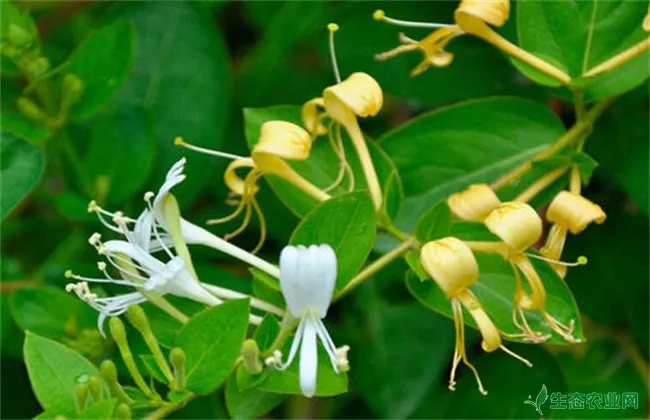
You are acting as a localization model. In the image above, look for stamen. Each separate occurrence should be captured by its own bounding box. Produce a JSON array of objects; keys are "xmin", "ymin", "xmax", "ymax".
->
[
  {"xmin": 335, "ymin": 345, "xmax": 350, "ymax": 372},
  {"xmin": 88, "ymin": 200, "xmax": 100, "ymax": 212},
  {"xmin": 327, "ymin": 23, "xmax": 342, "ymax": 83},
  {"xmin": 174, "ymin": 136, "xmax": 244, "ymax": 160},
  {"xmin": 373, "ymin": 9, "xmax": 455, "ymax": 29},
  {"xmin": 143, "ymin": 194, "xmax": 175, "ymax": 259},
  {"xmin": 264, "ymin": 350, "xmax": 283, "ymax": 367},
  {"xmin": 88, "ymin": 233, "xmax": 102, "ymax": 246},
  {"xmin": 97, "ymin": 262, "xmax": 107, "ymax": 271},
  {"xmin": 499, "ymin": 345, "xmax": 533, "ymax": 367},
  {"xmin": 143, "ymin": 191, "xmax": 155, "ymax": 202},
  {"xmin": 525, "ymin": 253, "xmax": 588, "ymax": 267}
]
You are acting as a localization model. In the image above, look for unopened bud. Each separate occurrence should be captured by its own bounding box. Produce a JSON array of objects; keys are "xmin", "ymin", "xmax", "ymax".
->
[
  {"xmin": 170, "ymin": 347, "xmax": 186, "ymax": 391},
  {"xmin": 75, "ymin": 383, "xmax": 89, "ymax": 413},
  {"xmin": 241, "ymin": 339, "xmax": 263, "ymax": 375},
  {"xmin": 420, "ymin": 237, "xmax": 479, "ymax": 298},
  {"xmin": 88, "ymin": 376, "xmax": 102, "ymax": 403},
  {"xmin": 25, "ymin": 57, "xmax": 50, "ymax": 78},
  {"xmin": 109, "ymin": 317, "xmax": 127, "ymax": 343},
  {"xmin": 100, "ymin": 359, "xmax": 118, "ymax": 383},
  {"xmin": 61, "ymin": 73, "xmax": 84, "ymax": 108},
  {"xmin": 7, "ymin": 23, "xmax": 34, "ymax": 48},
  {"xmin": 115, "ymin": 403, "xmax": 132, "ymax": 420},
  {"xmin": 125, "ymin": 305, "xmax": 151, "ymax": 335},
  {"xmin": 17, "ymin": 97, "xmax": 48, "ymax": 124}
]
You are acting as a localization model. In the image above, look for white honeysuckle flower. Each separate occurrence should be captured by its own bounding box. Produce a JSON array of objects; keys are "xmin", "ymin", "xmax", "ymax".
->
[
  {"xmin": 88, "ymin": 158, "xmax": 280, "ymax": 278},
  {"xmin": 273, "ymin": 244, "xmax": 349, "ymax": 398},
  {"xmin": 65, "ymin": 233, "xmax": 221, "ymax": 335}
]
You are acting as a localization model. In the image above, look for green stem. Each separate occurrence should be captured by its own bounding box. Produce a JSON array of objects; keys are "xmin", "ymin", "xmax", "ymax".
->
[
  {"xmin": 491, "ymin": 98, "xmax": 614, "ymax": 191},
  {"xmin": 144, "ymin": 394, "xmax": 196, "ymax": 420},
  {"xmin": 379, "ymin": 216, "xmax": 414, "ymax": 243},
  {"xmin": 334, "ymin": 238, "xmax": 416, "ymax": 301},
  {"xmin": 264, "ymin": 314, "xmax": 298, "ymax": 357},
  {"xmin": 58, "ymin": 129, "xmax": 92, "ymax": 195}
]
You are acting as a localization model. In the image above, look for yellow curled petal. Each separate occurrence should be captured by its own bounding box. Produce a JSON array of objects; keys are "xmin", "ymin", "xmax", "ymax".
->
[
  {"xmin": 484, "ymin": 202, "xmax": 542, "ymax": 252},
  {"xmin": 546, "ymin": 191, "xmax": 606, "ymax": 234},
  {"xmin": 323, "ymin": 72, "xmax": 383, "ymax": 124},
  {"xmin": 253, "ymin": 121, "xmax": 311, "ymax": 161},
  {"xmin": 455, "ymin": 0, "xmax": 510, "ymax": 29},
  {"xmin": 420, "ymin": 237, "xmax": 479, "ymax": 298},
  {"xmin": 447, "ymin": 184, "xmax": 501, "ymax": 222},
  {"xmin": 301, "ymin": 97, "xmax": 328, "ymax": 137},
  {"xmin": 457, "ymin": 290, "xmax": 501, "ymax": 352},
  {"xmin": 225, "ymin": 158, "xmax": 258, "ymax": 196},
  {"xmin": 511, "ymin": 254, "xmax": 546, "ymax": 310}
]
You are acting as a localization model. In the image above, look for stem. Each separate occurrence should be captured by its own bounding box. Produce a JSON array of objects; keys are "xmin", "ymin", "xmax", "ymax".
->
[
  {"xmin": 146, "ymin": 293, "xmax": 189, "ymax": 324},
  {"xmin": 144, "ymin": 394, "xmax": 196, "ymax": 420},
  {"xmin": 201, "ymin": 283, "xmax": 285, "ymax": 316},
  {"xmin": 59, "ymin": 129, "xmax": 92, "ymax": 195},
  {"xmin": 514, "ymin": 167, "xmax": 568, "ymax": 203},
  {"xmin": 491, "ymin": 98, "xmax": 614, "ymax": 191},
  {"xmin": 583, "ymin": 38, "xmax": 650, "ymax": 78},
  {"xmin": 334, "ymin": 238, "xmax": 415, "ymax": 301},
  {"xmin": 264, "ymin": 314, "xmax": 299, "ymax": 357},
  {"xmin": 379, "ymin": 216, "xmax": 414, "ymax": 242},
  {"xmin": 569, "ymin": 166, "xmax": 582, "ymax": 195}
]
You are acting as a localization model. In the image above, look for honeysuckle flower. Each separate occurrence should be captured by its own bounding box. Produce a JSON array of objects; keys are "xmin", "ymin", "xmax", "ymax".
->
[
  {"xmin": 447, "ymin": 184, "xmax": 501, "ymax": 222},
  {"xmin": 65, "ymin": 232, "xmax": 221, "ymax": 335},
  {"xmin": 374, "ymin": 0, "xmax": 570, "ymax": 84},
  {"xmin": 177, "ymin": 124, "xmax": 332, "ymax": 252},
  {"xmin": 89, "ymin": 157, "xmax": 280, "ymax": 277},
  {"xmin": 420, "ymin": 237, "xmax": 531, "ymax": 395},
  {"xmin": 470, "ymin": 202, "xmax": 583, "ymax": 343},
  {"xmin": 541, "ymin": 191, "xmax": 605, "ymax": 278},
  {"xmin": 270, "ymin": 244, "xmax": 348, "ymax": 398}
]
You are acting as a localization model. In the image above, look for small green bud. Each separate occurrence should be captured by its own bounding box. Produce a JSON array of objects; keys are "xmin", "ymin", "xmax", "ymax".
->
[
  {"xmin": 17, "ymin": 97, "xmax": 48, "ymax": 124},
  {"xmin": 88, "ymin": 376, "xmax": 102, "ymax": 402},
  {"xmin": 61, "ymin": 73, "xmax": 84, "ymax": 108},
  {"xmin": 241, "ymin": 339, "xmax": 263, "ymax": 375},
  {"xmin": 170, "ymin": 347, "xmax": 186, "ymax": 391},
  {"xmin": 100, "ymin": 360, "xmax": 118, "ymax": 383},
  {"xmin": 7, "ymin": 23, "xmax": 34, "ymax": 48},
  {"xmin": 125, "ymin": 305, "xmax": 150, "ymax": 334},
  {"xmin": 114, "ymin": 403, "xmax": 132, "ymax": 420},
  {"xmin": 25, "ymin": 56, "xmax": 50, "ymax": 78},
  {"xmin": 109, "ymin": 317, "xmax": 127, "ymax": 343},
  {"xmin": 75, "ymin": 383, "xmax": 89, "ymax": 413}
]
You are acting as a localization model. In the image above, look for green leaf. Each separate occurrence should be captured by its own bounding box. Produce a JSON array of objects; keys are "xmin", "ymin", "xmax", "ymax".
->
[
  {"xmin": 571, "ymin": 151, "xmax": 598, "ymax": 184},
  {"xmin": 290, "ymin": 192, "xmax": 376, "ymax": 290},
  {"xmin": 352, "ymin": 303, "xmax": 454, "ymax": 419},
  {"xmin": 79, "ymin": 399, "xmax": 118, "ymax": 419},
  {"xmin": 103, "ymin": 2, "xmax": 230, "ymax": 206},
  {"xmin": 0, "ymin": 112, "xmax": 52, "ymax": 143},
  {"xmin": 517, "ymin": 0, "xmax": 649, "ymax": 101},
  {"xmin": 175, "ymin": 300, "xmax": 250, "ymax": 395},
  {"xmin": 1, "ymin": 132, "xmax": 44, "ymax": 219},
  {"xmin": 54, "ymin": 191, "xmax": 97, "ymax": 222},
  {"xmin": 24, "ymin": 332, "xmax": 103, "ymax": 416},
  {"xmin": 243, "ymin": 106, "xmax": 403, "ymax": 219},
  {"xmin": 405, "ymin": 251, "xmax": 584, "ymax": 345},
  {"xmin": 67, "ymin": 20, "xmax": 134, "ymax": 119},
  {"xmin": 379, "ymin": 97, "xmax": 565, "ymax": 231},
  {"xmin": 254, "ymin": 315, "xmax": 281, "ymax": 352},
  {"xmin": 225, "ymin": 372, "xmax": 286, "ymax": 420},
  {"xmin": 10, "ymin": 286, "xmax": 97, "ymax": 341},
  {"xmin": 81, "ymin": 106, "xmax": 156, "ymax": 204},
  {"xmin": 414, "ymin": 201, "xmax": 452, "ymax": 243}
]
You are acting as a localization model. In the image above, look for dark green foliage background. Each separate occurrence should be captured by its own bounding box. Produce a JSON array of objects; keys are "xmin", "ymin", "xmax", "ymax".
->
[{"xmin": 1, "ymin": 1, "xmax": 648, "ymax": 419}]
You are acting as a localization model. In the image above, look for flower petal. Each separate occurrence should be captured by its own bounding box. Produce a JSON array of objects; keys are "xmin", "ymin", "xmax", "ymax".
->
[{"xmin": 299, "ymin": 318, "xmax": 318, "ymax": 398}]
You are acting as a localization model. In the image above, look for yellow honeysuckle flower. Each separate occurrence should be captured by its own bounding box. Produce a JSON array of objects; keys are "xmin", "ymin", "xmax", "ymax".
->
[
  {"xmin": 541, "ymin": 191, "xmax": 605, "ymax": 278},
  {"xmin": 420, "ymin": 237, "xmax": 531, "ymax": 395},
  {"xmin": 374, "ymin": 0, "xmax": 570, "ymax": 84},
  {"xmin": 470, "ymin": 202, "xmax": 584, "ymax": 343},
  {"xmin": 447, "ymin": 184, "xmax": 501, "ymax": 222},
  {"xmin": 301, "ymin": 97, "xmax": 328, "ymax": 137},
  {"xmin": 175, "ymin": 124, "xmax": 332, "ymax": 252}
]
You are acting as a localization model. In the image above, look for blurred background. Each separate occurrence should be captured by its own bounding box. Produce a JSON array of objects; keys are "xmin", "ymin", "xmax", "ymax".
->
[{"xmin": 1, "ymin": 1, "xmax": 648, "ymax": 418}]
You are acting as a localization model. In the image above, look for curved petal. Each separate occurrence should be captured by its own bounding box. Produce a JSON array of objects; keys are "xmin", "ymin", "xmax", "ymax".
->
[
  {"xmin": 153, "ymin": 158, "xmax": 187, "ymax": 223},
  {"xmin": 103, "ymin": 240, "xmax": 166, "ymax": 274}
]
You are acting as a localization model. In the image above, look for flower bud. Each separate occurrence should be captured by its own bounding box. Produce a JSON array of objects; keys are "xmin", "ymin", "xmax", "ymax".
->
[
  {"xmin": 17, "ymin": 97, "xmax": 48, "ymax": 124},
  {"xmin": 75, "ymin": 383, "xmax": 89, "ymax": 413},
  {"xmin": 484, "ymin": 202, "xmax": 542, "ymax": 251},
  {"xmin": 7, "ymin": 23, "xmax": 34, "ymax": 48},
  {"xmin": 447, "ymin": 184, "xmax": 501, "ymax": 222},
  {"xmin": 420, "ymin": 237, "xmax": 479, "ymax": 298},
  {"xmin": 302, "ymin": 97, "xmax": 328, "ymax": 136},
  {"xmin": 115, "ymin": 403, "xmax": 132, "ymax": 420},
  {"xmin": 323, "ymin": 72, "xmax": 383, "ymax": 125},
  {"xmin": 455, "ymin": 0, "xmax": 510, "ymax": 30},
  {"xmin": 253, "ymin": 121, "xmax": 311, "ymax": 161},
  {"xmin": 241, "ymin": 339, "xmax": 263, "ymax": 375},
  {"xmin": 25, "ymin": 57, "xmax": 50, "ymax": 78},
  {"xmin": 61, "ymin": 74, "xmax": 85, "ymax": 108},
  {"xmin": 546, "ymin": 191, "xmax": 606, "ymax": 234},
  {"xmin": 88, "ymin": 376, "xmax": 102, "ymax": 402},
  {"xmin": 170, "ymin": 347, "xmax": 186, "ymax": 391}
]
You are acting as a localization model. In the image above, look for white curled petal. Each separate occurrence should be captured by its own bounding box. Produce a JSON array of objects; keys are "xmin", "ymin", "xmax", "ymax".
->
[
  {"xmin": 103, "ymin": 240, "xmax": 166, "ymax": 274},
  {"xmin": 279, "ymin": 246, "xmax": 303, "ymax": 317},
  {"xmin": 299, "ymin": 318, "xmax": 318, "ymax": 398},
  {"xmin": 133, "ymin": 210, "xmax": 154, "ymax": 251},
  {"xmin": 153, "ymin": 158, "xmax": 187, "ymax": 222}
]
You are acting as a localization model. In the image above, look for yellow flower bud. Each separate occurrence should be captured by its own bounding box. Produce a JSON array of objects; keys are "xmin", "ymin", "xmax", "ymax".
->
[
  {"xmin": 224, "ymin": 158, "xmax": 259, "ymax": 197},
  {"xmin": 447, "ymin": 184, "xmax": 501, "ymax": 222},
  {"xmin": 546, "ymin": 191, "xmax": 606, "ymax": 234},
  {"xmin": 456, "ymin": 291, "xmax": 501, "ymax": 352},
  {"xmin": 301, "ymin": 97, "xmax": 328, "ymax": 137},
  {"xmin": 420, "ymin": 237, "xmax": 479, "ymax": 298},
  {"xmin": 484, "ymin": 202, "xmax": 542, "ymax": 252},
  {"xmin": 253, "ymin": 121, "xmax": 311, "ymax": 161},
  {"xmin": 323, "ymin": 72, "xmax": 383, "ymax": 125},
  {"xmin": 455, "ymin": 0, "xmax": 510, "ymax": 30}
]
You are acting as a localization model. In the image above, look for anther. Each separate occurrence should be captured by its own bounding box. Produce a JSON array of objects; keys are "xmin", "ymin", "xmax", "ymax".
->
[
  {"xmin": 88, "ymin": 233, "xmax": 102, "ymax": 246},
  {"xmin": 327, "ymin": 22, "xmax": 342, "ymax": 83},
  {"xmin": 65, "ymin": 269, "xmax": 74, "ymax": 279},
  {"xmin": 143, "ymin": 191, "xmax": 154, "ymax": 202},
  {"xmin": 88, "ymin": 200, "xmax": 100, "ymax": 212},
  {"xmin": 373, "ymin": 10, "xmax": 385, "ymax": 21},
  {"xmin": 97, "ymin": 262, "xmax": 107, "ymax": 271}
]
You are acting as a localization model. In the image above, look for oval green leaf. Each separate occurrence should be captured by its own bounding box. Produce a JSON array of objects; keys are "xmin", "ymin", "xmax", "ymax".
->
[
  {"xmin": 175, "ymin": 299, "xmax": 250, "ymax": 395},
  {"xmin": 24, "ymin": 332, "xmax": 103, "ymax": 416},
  {"xmin": 289, "ymin": 191, "xmax": 376, "ymax": 290},
  {"xmin": 379, "ymin": 97, "xmax": 565, "ymax": 231},
  {"xmin": 1, "ymin": 133, "xmax": 44, "ymax": 219}
]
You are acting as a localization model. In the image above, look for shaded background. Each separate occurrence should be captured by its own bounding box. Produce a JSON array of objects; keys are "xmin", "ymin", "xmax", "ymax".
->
[{"xmin": 1, "ymin": 1, "xmax": 648, "ymax": 418}]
